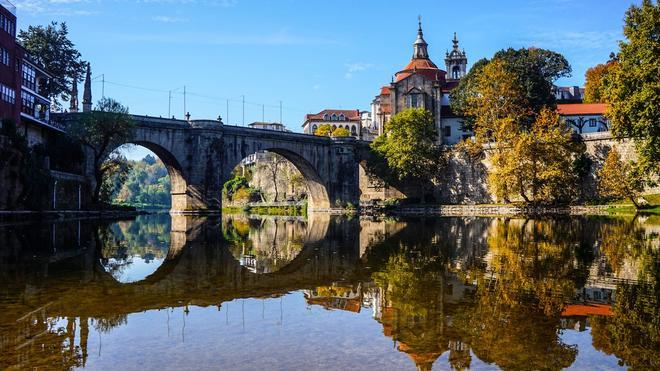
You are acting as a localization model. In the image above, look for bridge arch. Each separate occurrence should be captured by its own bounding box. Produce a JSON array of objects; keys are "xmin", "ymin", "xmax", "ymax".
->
[
  {"xmin": 108, "ymin": 139, "xmax": 188, "ymax": 210},
  {"xmin": 245, "ymin": 147, "xmax": 330, "ymax": 210}
]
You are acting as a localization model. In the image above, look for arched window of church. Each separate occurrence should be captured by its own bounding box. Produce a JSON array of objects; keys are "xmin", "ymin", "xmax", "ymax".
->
[
  {"xmin": 339, "ymin": 114, "xmax": 345, "ymax": 121},
  {"xmin": 323, "ymin": 114, "xmax": 329, "ymax": 120},
  {"xmin": 452, "ymin": 65, "xmax": 460, "ymax": 79},
  {"xmin": 408, "ymin": 93, "xmax": 420, "ymax": 108},
  {"xmin": 331, "ymin": 113, "xmax": 337, "ymax": 121}
]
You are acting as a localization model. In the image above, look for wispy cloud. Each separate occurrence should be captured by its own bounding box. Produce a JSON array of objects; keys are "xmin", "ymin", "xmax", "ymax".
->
[
  {"xmin": 152, "ymin": 15, "xmax": 188, "ymax": 23},
  {"xmin": 344, "ymin": 62, "xmax": 372, "ymax": 79},
  {"xmin": 521, "ymin": 30, "xmax": 621, "ymax": 51},
  {"xmin": 137, "ymin": 0, "xmax": 237, "ymax": 6},
  {"xmin": 113, "ymin": 28, "xmax": 339, "ymax": 46},
  {"xmin": 15, "ymin": 0, "xmax": 98, "ymax": 16}
]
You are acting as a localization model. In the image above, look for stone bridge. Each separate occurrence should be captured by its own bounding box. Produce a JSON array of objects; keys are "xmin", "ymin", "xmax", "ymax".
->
[{"xmin": 59, "ymin": 114, "xmax": 363, "ymax": 213}]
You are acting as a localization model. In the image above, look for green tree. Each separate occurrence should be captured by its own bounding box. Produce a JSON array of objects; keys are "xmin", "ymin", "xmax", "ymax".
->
[
  {"xmin": 598, "ymin": 147, "xmax": 645, "ymax": 208},
  {"xmin": 604, "ymin": 0, "xmax": 659, "ymax": 180},
  {"xmin": 451, "ymin": 47, "xmax": 571, "ymax": 130},
  {"xmin": 371, "ymin": 108, "xmax": 441, "ymax": 185},
  {"xmin": 18, "ymin": 22, "xmax": 87, "ymax": 109},
  {"xmin": 331, "ymin": 127, "xmax": 350, "ymax": 137},
  {"xmin": 314, "ymin": 124, "xmax": 333, "ymax": 136},
  {"xmin": 67, "ymin": 98, "xmax": 135, "ymax": 203},
  {"xmin": 100, "ymin": 153, "xmax": 132, "ymax": 203}
]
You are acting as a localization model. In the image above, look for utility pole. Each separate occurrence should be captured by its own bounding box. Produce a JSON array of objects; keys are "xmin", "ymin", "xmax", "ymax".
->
[
  {"xmin": 183, "ymin": 86, "xmax": 187, "ymax": 118},
  {"xmin": 168, "ymin": 90, "xmax": 172, "ymax": 118},
  {"xmin": 226, "ymin": 99, "xmax": 229, "ymax": 125},
  {"xmin": 242, "ymin": 95, "xmax": 245, "ymax": 126},
  {"xmin": 262, "ymin": 104, "xmax": 265, "ymax": 122},
  {"xmin": 279, "ymin": 101, "xmax": 283, "ymax": 124},
  {"xmin": 101, "ymin": 74, "xmax": 105, "ymax": 98}
]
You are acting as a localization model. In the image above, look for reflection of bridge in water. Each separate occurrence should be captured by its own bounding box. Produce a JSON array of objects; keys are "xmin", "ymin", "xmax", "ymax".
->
[{"xmin": 1, "ymin": 214, "xmax": 376, "ymax": 321}]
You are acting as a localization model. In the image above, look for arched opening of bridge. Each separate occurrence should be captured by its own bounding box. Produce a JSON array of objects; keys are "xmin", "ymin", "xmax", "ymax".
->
[
  {"xmin": 223, "ymin": 148, "xmax": 330, "ymax": 211},
  {"xmin": 100, "ymin": 143, "xmax": 186, "ymax": 211}
]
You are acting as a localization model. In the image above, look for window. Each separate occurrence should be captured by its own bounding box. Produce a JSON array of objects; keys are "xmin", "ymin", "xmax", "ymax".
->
[
  {"xmin": 323, "ymin": 114, "xmax": 329, "ymax": 120},
  {"xmin": 452, "ymin": 65, "xmax": 461, "ymax": 79},
  {"xmin": 408, "ymin": 94, "xmax": 418, "ymax": 108},
  {"xmin": 0, "ymin": 83, "xmax": 15, "ymax": 104},
  {"xmin": 21, "ymin": 91, "xmax": 35, "ymax": 115},
  {"xmin": 0, "ymin": 14, "xmax": 16, "ymax": 37},
  {"xmin": 331, "ymin": 113, "xmax": 337, "ymax": 121},
  {"xmin": 351, "ymin": 126, "xmax": 357, "ymax": 135},
  {"xmin": 332, "ymin": 125, "xmax": 337, "ymax": 131},
  {"xmin": 444, "ymin": 126, "xmax": 451, "ymax": 137},
  {"xmin": 589, "ymin": 118, "xmax": 597, "ymax": 127},
  {"xmin": 22, "ymin": 64, "xmax": 36, "ymax": 91},
  {"xmin": 339, "ymin": 114, "xmax": 345, "ymax": 121},
  {"xmin": 312, "ymin": 124, "xmax": 317, "ymax": 133},
  {"xmin": 0, "ymin": 47, "xmax": 9, "ymax": 66}
]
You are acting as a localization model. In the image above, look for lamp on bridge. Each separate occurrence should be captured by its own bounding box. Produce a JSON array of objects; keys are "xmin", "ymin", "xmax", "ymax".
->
[
  {"xmin": 185, "ymin": 112, "xmax": 191, "ymax": 121},
  {"xmin": 217, "ymin": 115, "xmax": 223, "ymax": 124}
]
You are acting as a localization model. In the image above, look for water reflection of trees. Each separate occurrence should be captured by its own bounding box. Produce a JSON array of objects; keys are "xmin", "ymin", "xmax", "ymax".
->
[
  {"xmin": 222, "ymin": 215, "xmax": 305, "ymax": 273},
  {"xmin": 98, "ymin": 214, "xmax": 171, "ymax": 281},
  {"xmin": 366, "ymin": 218, "xmax": 629, "ymax": 370},
  {"xmin": 590, "ymin": 218, "xmax": 659, "ymax": 370}
]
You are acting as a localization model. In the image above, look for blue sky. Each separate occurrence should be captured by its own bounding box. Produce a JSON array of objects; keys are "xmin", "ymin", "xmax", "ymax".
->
[{"xmin": 14, "ymin": 0, "xmax": 637, "ymax": 135}]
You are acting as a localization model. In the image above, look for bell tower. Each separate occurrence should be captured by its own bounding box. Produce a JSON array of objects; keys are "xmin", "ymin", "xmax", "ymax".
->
[{"xmin": 445, "ymin": 32, "xmax": 468, "ymax": 80}]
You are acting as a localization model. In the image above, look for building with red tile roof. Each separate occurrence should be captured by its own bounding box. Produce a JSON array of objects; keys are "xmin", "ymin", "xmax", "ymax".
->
[
  {"xmin": 302, "ymin": 109, "xmax": 362, "ymax": 138},
  {"xmin": 557, "ymin": 103, "xmax": 609, "ymax": 134},
  {"xmin": 370, "ymin": 19, "xmax": 471, "ymax": 145}
]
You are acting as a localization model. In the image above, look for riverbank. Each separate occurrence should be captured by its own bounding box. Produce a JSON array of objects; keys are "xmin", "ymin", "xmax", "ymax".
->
[{"xmin": 0, "ymin": 209, "xmax": 148, "ymax": 222}]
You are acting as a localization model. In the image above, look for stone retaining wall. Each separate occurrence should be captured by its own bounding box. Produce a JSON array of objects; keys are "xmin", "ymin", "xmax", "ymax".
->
[
  {"xmin": 393, "ymin": 204, "xmax": 612, "ymax": 217},
  {"xmin": 437, "ymin": 133, "xmax": 659, "ymax": 204}
]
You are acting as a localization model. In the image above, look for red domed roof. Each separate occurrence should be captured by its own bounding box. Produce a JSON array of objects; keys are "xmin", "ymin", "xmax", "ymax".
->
[
  {"xmin": 395, "ymin": 59, "xmax": 446, "ymax": 82},
  {"xmin": 403, "ymin": 58, "xmax": 438, "ymax": 71}
]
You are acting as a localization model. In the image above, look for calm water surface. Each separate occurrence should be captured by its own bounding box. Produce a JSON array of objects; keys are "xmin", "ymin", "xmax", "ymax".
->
[{"xmin": 0, "ymin": 213, "xmax": 658, "ymax": 370}]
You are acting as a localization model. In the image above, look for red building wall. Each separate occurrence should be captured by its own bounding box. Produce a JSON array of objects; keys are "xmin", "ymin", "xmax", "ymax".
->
[{"xmin": 0, "ymin": 3, "xmax": 20, "ymax": 124}]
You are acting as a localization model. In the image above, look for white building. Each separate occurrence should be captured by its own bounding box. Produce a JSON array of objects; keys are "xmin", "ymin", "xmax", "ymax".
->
[
  {"xmin": 302, "ymin": 109, "xmax": 362, "ymax": 138},
  {"xmin": 557, "ymin": 103, "xmax": 609, "ymax": 134}
]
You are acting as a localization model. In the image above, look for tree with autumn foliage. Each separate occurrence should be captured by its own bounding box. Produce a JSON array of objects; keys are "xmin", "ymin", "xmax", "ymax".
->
[
  {"xmin": 330, "ymin": 127, "xmax": 350, "ymax": 137},
  {"xmin": 313, "ymin": 124, "xmax": 332, "ymax": 136},
  {"xmin": 584, "ymin": 56, "xmax": 618, "ymax": 103},
  {"xmin": 460, "ymin": 59, "xmax": 582, "ymax": 204},
  {"xmin": 488, "ymin": 108, "xmax": 582, "ymax": 204},
  {"xmin": 598, "ymin": 147, "xmax": 645, "ymax": 208}
]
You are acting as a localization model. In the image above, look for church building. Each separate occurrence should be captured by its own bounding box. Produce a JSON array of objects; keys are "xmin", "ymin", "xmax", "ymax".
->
[{"xmin": 370, "ymin": 20, "xmax": 472, "ymax": 145}]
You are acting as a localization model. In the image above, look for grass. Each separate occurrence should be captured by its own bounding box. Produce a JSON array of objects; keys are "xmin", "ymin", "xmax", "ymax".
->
[
  {"xmin": 223, "ymin": 204, "xmax": 307, "ymax": 217},
  {"xmin": 605, "ymin": 193, "xmax": 660, "ymax": 216}
]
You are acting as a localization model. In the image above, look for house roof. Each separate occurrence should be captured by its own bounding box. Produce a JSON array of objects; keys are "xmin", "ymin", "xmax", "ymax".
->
[
  {"xmin": 304, "ymin": 109, "xmax": 361, "ymax": 125},
  {"xmin": 380, "ymin": 86, "xmax": 391, "ymax": 95},
  {"xmin": 557, "ymin": 103, "xmax": 608, "ymax": 116}
]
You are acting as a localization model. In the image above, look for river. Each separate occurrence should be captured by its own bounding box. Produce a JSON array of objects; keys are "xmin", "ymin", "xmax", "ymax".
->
[{"xmin": 0, "ymin": 213, "xmax": 658, "ymax": 370}]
